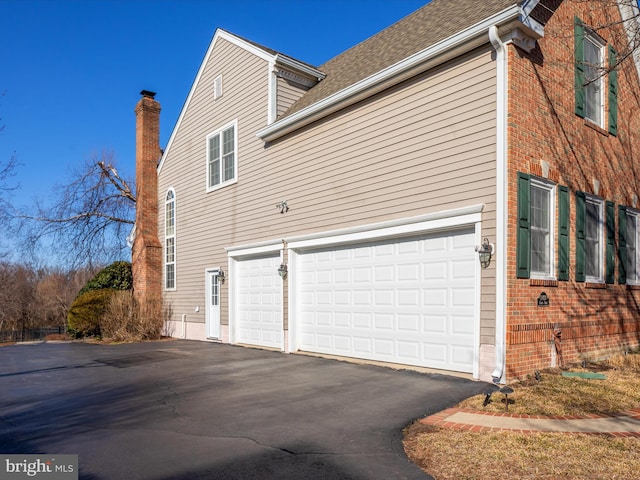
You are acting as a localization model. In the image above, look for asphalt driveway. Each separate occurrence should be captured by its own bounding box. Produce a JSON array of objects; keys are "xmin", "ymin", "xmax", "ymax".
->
[{"xmin": 0, "ymin": 340, "xmax": 488, "ymax": 479}]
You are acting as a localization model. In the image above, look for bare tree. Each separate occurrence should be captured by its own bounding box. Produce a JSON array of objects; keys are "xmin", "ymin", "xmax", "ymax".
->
[
  {"xmin": 0, "ymin": 262, "xmax": 98, "ymax": 338},
  {"xmin": 0, "ymin": 112, "xmax": 20, "ymax": 261},
  {"xmin": 0, "ymin": 262, "xmax": 36, "ymax": 334},
  {"xmin": 541, "ymin": 0, "xmax": 640, "ymax": 74},
  {"xmin": 16, "ymin": 151, "xmax": 136, "ymax": 267},
  {"xmin": 580, "ymin": 0, "xmax": 640, "ymax": 70},
  {"xmin": 33, "ymin": 265, "xmax": 97, "ymax": 328},
  {"xmin": 0, "ymin": 108, "xmax": 20, "ymax": 225}
]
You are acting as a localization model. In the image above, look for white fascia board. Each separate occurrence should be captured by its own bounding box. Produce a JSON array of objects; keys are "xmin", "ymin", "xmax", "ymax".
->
[
  {"xmin": 286, "ymin": 204, "xmax": 484, "ymax": 250},
  {"xmin": 158, "ymin": 29, "xmax": 277, "ymax": 173},
  {"xmin": 274, "ymin": 54, "xmax": 326, "ymax": 80},
  {"xmin": 256, "ymin": 5, "xmax": 523, "ymax": 142}
]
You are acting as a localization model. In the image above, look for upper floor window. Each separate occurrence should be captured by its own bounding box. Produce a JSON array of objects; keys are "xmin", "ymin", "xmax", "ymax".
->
[
  {"xmin": 206, "ymin": 120, "xmax": 238, "ymax": 191},
  {"xmin": 575, "ymin": 17, "xmax": 618, "ymax": 135},
  {"xmin": 165, "ymin": 189, "xmax": 176, "ymax": 290},
  {"xmin": 583, "ymin": 33, "xmax": 605, "ymax": 126}
]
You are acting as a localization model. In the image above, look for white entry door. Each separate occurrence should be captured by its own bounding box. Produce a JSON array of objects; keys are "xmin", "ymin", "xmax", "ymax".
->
[{"xmin": 206, "ymin": 270, "xmax": 221, "ymax": 339}]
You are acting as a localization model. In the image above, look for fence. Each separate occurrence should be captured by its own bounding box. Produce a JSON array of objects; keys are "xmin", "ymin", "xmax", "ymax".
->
[{"xmin": 0, "ymin": 327, "xmax": 66, "ymax": 343}]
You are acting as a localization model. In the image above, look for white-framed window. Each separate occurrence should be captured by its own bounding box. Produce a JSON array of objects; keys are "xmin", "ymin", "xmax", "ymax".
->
[
  {"xmin": 625, "ymin": 209, "xmax": 639, "ymax": 284},
  {"xmin": 206, "ymin": 120, "xmax": 238, "ymax": 192},
  {"xmin": 585, "ymin": 195, "xmax": 604, "ymax": 282},
  {"xmin": 530, "ymin": 178, "xmax": 555, "ymax": 279},
  {"xmin": 214, "ymin": 75, "xmax": 223, "ymax": 100},
  {"xmin": 165, "ymin": 189, "xmax": 176, "ymax": 290},
  {"xmin": 583, "ymin": 30, "xmax": 605, "ymax": 127}
]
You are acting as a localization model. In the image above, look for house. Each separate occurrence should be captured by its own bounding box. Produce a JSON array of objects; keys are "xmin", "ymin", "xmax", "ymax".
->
[{"xmin": 132, "ymin": 0, "xmax": 640, "ymax": 382}]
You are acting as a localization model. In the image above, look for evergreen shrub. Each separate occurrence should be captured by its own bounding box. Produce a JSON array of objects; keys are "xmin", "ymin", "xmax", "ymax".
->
[
  {"xmin": 79, "ymin": 261, "xmax": 132, "ymax": 295},
  {"xmin": 67, "ymin": 288, "xmax": 114, "ymax": 338}
]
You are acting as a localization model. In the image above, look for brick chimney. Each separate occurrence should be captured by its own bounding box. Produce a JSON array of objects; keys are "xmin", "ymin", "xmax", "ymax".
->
[{"xmin": 132, "ymin": 90, "xmax": 162, "ymax": 306}]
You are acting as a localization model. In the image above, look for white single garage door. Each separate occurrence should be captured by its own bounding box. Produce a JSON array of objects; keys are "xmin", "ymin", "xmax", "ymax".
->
[
  {"xmin": 236, "ymin": 253, "xmax": 283, "ymax": 349},
  {"xmin": 296, "ymin": 228, "xmax": 476, "ymax": 373}
]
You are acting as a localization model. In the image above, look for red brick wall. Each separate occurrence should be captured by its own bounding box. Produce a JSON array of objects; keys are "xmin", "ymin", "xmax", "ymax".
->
[
  {"xmin": 132, "ymin": 92, "xmax": 162, "ymax": 305},
  {"xmin": 505, "ymin": 1, "xmax": 640, "ymax": 379}
]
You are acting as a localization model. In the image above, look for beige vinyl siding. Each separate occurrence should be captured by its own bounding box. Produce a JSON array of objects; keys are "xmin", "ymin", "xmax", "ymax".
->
[
  {"xmin": 224, "ymin": 48, "xmax": 496, "ymax": 239},
  {"xmin": 158, "ymin": 38, "xmax": 271, "ymax": 326},
  {"xmin": 160, "ymin": 42, "xmax": 498, "ymax": 345},
  {"xmin": 277, "ymin": 76, "xmax": 310, "ymax": 119}
]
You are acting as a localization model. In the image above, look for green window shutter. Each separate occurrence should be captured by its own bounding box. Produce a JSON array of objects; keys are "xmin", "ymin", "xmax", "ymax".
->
[
  {"xmin": 558, "ymin": 185, "xmax": 570, "ymax": 281},
  {"xmin": 575, "ymin": 191, "xmax": 586, "ymax": 282},
  {"xmin": 618, "ymin": 205, "xmax": 627, "ymax": 284},
  {"xmin": 608, "ymin": 45, "xmax": 618, "ymax": 136},
  {"xmin": 606, "ymin": 201, "xmax": 615, "ymax": 284},
  {"xmin": 517, "ymin": 172, "xmax": 531, "ymax": 279},
  {"xmin": 575, "ymin": 17, "xmax": 586, "ymax": 118}
]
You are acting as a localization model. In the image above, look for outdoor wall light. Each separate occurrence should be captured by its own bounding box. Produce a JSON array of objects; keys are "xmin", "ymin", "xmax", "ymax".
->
[
  {"xmin": 276, "ymin": 200, "xmax": 289, "ymax": 214},
  {"xmin": 475, "ymin": 238, "xmax": 494, "ymax": 269},
  {"xmin": 277, "ymin": 263, "xmax": 288, "ymax": 278},
  {"xmin": 218, "ymin": 269, "xmax": 225, "ymax": 284}
]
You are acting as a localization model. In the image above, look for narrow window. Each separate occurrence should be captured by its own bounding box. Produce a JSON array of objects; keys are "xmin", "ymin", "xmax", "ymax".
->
[
  {"xmin": 585, "ymin": 196, "xmax": 604, "ymax": 282},
  {"xmin": 530, "ymin": 180, "xmax": 555, "ymax": 278},
  {"xmin": 583, "ymin": 33, "xmax": 605, "ymax": 127},
  {"xmin": 207, "ymin": 121, "xmax": 237, "ymax": 191},
  {"xmin": 625, "ymin": 210, "xmax": 639, "ymax": 283},
  {"xmin": 575, "ymin": 18, "xmax": 616, "ymax": 133},
  {"xmin": 515, "ymin": 173, "xmax": 557, "ymax": 280},
  {"xmin": 214, "ymin": 75, "xmax": 223, "ymax": 100},
  {"xmin": 222, "ymin": 127, "xmax": 234, "ymax": 182},
  {"xmin": 165, "ymin": 189, "xmax": 176, "ymax": 289}
]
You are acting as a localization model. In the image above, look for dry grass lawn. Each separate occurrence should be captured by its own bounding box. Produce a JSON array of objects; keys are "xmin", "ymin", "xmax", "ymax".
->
[{"xmin": 403, "ymin": 352, "xmax": 640, "ymax": 480}]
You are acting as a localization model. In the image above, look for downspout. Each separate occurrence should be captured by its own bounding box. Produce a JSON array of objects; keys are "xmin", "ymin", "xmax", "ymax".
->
[{"xmin": 489, "ymin": 25, "xmax": 508, "ymax": 383}]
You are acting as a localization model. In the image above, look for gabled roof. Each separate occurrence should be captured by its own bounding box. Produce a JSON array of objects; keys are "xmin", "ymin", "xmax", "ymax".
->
[
  {"xmin": 158, "ymin": 29, "xmax": 324, "ymax": 172},
  {"xmin": 159, "ymin": 0, "xmax": 551, "ymax": 163}
]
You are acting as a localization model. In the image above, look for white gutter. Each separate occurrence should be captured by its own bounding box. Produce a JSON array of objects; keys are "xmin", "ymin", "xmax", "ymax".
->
[
  {"xmin": 257, "ymin": 5, "xmax": 523, "ymax": 142},
  {"xmin": 489, "ymin": 25, "xmax": 508, "ymax": 384}
]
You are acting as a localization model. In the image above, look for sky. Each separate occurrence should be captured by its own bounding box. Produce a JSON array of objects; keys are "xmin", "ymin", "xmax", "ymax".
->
[{"xmin": 0, "ymin": 0, "xmax": 428, "ymax": 213}]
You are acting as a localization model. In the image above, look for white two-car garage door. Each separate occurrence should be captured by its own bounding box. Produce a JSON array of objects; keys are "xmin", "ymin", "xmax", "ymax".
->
[{"xmin": 295, "ymin": 228, "xmax": 477, "ymax": 373}]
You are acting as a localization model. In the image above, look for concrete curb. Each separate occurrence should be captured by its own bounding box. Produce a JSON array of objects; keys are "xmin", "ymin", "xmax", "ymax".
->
[{"xmin": 420, "ymin": 408, "xmax": 640, "ymax": 437}]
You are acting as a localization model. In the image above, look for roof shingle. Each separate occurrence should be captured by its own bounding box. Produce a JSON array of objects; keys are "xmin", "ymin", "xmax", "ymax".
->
[{"xmin": 283, "ymin": 0, "xmax": 519, "ymax": 117}]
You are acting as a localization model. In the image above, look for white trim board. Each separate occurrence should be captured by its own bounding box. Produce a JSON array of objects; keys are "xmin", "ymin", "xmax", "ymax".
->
[{"xmin": 286, "ymin": 204, "xmax": 484, "ymax": 250}]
